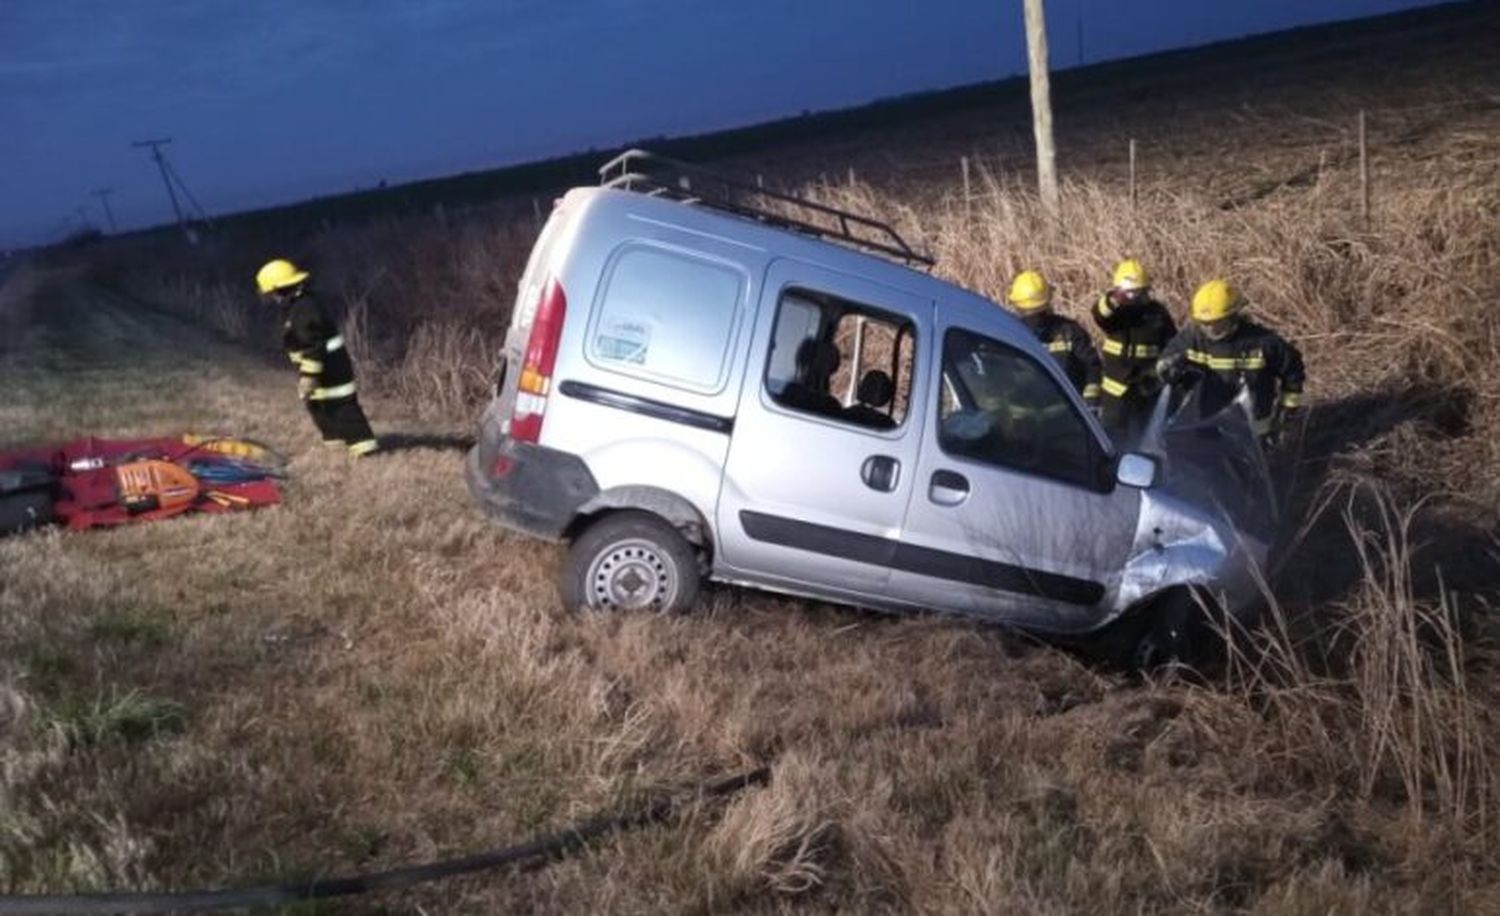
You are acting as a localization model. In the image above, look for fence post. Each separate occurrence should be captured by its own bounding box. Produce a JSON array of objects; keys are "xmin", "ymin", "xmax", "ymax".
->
[
  {"xmin": 1128, "ymin": 138, "xmax": 1138, "ymax": 209},
  {"xmin": 756, "ymin": 173, "xmax": 765, "ymax": 189},
  {"xmin": 961, "ymin": 155, "xmax": 972, "ymax": 222},
  {"xmin": 845, "ymin": 317, "xmax": 867, "ymax": 405},
  {"xmin": 1358, "ymin": 109, "xmax": 1370, "ymax": 229},
  {"xmin": 847, "ymin": 166, "xmax": 856, "ymax": 186}
]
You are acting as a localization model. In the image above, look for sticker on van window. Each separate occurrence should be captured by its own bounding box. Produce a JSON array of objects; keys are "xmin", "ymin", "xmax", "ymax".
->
[{"xmin": 594, "ymin": 318, "xmax": 651, "ymax": 364}]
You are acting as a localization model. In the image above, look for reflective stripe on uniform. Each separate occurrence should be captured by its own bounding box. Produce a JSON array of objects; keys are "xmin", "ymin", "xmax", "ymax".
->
[
  {"xmin": 287, "ymin": 351, "xmax": 304, "ymax": 366},
  {"xmin": 309, "ymin": 382, "xmax": 357, "ymax": 401},
  {"xmin": 298, "ymin": 357, "xmax": 324, "ymax": 373},
  {"xmin": 1082, "ymin": 384, "xmax": 1102, "ymax": 400},
  {"xmin": 1101, "ymin": 377, "xmax": 1129, "ymax": 397},
  {"xmin": 348, "ymin": 439, "xmax": 379, "ymax": 457},
  {"xmin": 1102, "ymin": 339, "xmax": 1160, "ymax": 358},
  {"xmin": 1281, "ymin": 391, "xmax": 1302, "ymax": 408},
  {"xmin": 325, "ymin": 334, "xmax": 345, "ymax": 353},
  {"xmin": 1047, "ymin": 339, "xmax": 1071, "ymax": 353},
  {"xmin": 1095, "ymin": 294, "xmax": 1114, "ymax": 318},
  {"xmin": 1254, "ymin": 416, "xmax": 1275, "ymax": 436},
  {"xmin": 1186, "ymin": 348, "xmax": 1266, "ymax": 371}
]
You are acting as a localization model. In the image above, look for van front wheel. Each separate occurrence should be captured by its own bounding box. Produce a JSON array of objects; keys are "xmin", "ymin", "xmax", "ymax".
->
[{"xmin": 560, "ymin": 511, "xmax": 701, "ymax": 614}]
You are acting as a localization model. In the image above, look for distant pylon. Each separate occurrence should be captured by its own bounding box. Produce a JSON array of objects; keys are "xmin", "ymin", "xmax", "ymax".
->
[
  {"xmin": 132, "ymin": 138, "xmax": 186, "ymax": 229},
  {"xmin": 92, "ymin": 188, "xmax": 118, "ymax": 233},
  {"xmin": 131, "ymin": 139, "xmax": 212, "ymax": 244}
]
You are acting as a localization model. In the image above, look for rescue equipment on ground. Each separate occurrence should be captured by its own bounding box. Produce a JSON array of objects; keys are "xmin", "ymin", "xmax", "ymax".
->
[{"xmin": 0, "ymin": 434, "xmax": 284, "ymax": 535}]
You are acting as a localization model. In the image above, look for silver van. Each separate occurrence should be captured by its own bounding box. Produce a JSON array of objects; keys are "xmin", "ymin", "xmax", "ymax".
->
[{"xmin": 467, "ymin": 152, "xmax": 1269, "ymax": 663}]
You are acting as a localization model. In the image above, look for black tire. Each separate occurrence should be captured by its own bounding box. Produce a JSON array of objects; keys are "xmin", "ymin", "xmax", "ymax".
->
[
  {"xmin": 559, "ymin": 511, "xmax": 701, "ymax": 614},
  {"xmin": 1130, "ymin": 586, "xmax": 1230, "ymax": 674},
  {"xmin": 1090, "ymin": 587, "xmax": 1222, "ymax": 674}
]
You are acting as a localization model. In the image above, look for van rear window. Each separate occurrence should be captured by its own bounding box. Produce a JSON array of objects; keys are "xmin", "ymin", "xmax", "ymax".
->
[{"xmin": 588, "ymin": 245, "xmax": 745, "ymax": 393}]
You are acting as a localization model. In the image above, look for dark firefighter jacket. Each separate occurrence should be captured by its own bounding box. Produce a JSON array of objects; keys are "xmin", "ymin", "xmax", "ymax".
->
[
  {"xmin": 281, "ymin": 295, "xmax": 357, "ymax": 401},
  {"xmin": 1025, "ymin": 312, "xmax": 1102, "ymax": 406},
  {"xmin": 1090, "ymin": 294, "xmax": 1177, "ymax": 400},
  {"xmin": 1158, "ymin": 319, "xmax": 1305, "ymax": 435}
]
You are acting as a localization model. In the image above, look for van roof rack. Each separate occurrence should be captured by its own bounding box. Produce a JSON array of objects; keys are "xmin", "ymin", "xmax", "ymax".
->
[{"xmin": 598, "ymin": 149, "xmax": 934, "ymax": 268}]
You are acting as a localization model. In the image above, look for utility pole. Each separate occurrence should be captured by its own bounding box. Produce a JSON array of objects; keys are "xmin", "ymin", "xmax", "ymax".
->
[
  {"xmin": 91, "ymin": 188, "xmax": 118, "ymax": 233},
  {"xmin": 132, "ymin": 138, "xmax": 186, "ymax": 229},
  {"xmin": 1023, "ymin": 0, "xmax": 1060, "ymax": 216}
]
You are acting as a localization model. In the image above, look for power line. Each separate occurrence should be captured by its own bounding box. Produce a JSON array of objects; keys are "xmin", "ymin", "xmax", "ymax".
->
[
  {"xmin": 161, "ymin": 155, "xmax": 212, "ymax": 226},
  {"xmin": 91, "ymin": 189, "xmax": 118, "ymax": 233},
  {"xmin": 132, "ymin": 137, "xmax": 186, "ymax": 229}
]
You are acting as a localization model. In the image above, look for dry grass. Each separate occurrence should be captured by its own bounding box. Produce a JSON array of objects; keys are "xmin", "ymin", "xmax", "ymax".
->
[{"xmin": 6, "ymin": 20, "xmax": 1500, "ymax": 913}]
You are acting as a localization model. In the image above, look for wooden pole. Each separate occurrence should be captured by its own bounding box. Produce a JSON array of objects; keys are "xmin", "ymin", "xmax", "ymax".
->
[
  {"xmin": 845, "ymin": 317, "xmax": 867, "ymax": 405},
  {"xmin": 1358, "ymin": 109, "xmax": 1370, "ymax": 229},
  {"xmin": 1128, "ymin": 138, "xmax": 1137, "ymax": 209},
  {"xmin": 961, "ymin": 155, "xmax": 972, "ymax": 222},
  {"xmin": 1023, "ymin": 0, "xmax": 1060, "ymax": 216}
]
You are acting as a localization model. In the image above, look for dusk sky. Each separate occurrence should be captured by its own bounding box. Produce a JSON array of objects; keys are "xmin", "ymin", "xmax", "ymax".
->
[{"xmin": 1, "ymin": 0, "xmax": 1449, "ymax": 247}]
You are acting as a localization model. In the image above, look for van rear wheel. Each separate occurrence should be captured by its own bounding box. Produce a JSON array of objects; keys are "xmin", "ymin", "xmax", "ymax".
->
[{"xmin": 560, "ymin": 511, "xmax": 701, "ymax": 613}]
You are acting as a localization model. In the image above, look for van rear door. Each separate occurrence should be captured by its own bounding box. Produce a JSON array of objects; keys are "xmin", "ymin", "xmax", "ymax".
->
[{"xmin": 491, "ymin": 197, "xmax": 575, "ymax": 425}]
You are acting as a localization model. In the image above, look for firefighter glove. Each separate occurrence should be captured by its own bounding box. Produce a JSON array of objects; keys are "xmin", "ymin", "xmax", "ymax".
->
[
  {"xmin": 298, "ymin": 376, "xmax": 317, "ymax": 400},
  {"xmin": 1158, "ymin": 359, "xmax": 1201, "ymax": 388}
]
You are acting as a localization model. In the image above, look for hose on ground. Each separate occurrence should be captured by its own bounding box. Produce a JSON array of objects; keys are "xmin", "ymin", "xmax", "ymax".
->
[{"xmin": 0, "ymin": 767, "xmax": 770, "ymax": 915}]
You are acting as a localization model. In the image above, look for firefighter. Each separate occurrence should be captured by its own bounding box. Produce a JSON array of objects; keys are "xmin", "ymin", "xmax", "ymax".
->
[
  {"xmin": 255, "ymin": 259, "xmax": 379, "ymax": 457},
  {"xmin": 1157, "ymin": 279, "xmax": 1305, "ymax": 443},
  {"xmin": 1090, "ymin": 258, "xmax": 1177, "ymax": 441},
  {"xmin": 1006, "ymin": 270, "xmax": 1102, "ymax": 408}
]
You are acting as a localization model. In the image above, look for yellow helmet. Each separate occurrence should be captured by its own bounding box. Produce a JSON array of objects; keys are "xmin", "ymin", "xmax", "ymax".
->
[
  {"xmin": 256, "ymin": 258, "xmax": 310, "ymax": 294},
  {"xmin": 1111, "ymin": 258, "xmax": 1150, "ymax": 291},
  {"xmin": 1191, "ymin": 279, "xmax": 1244, "ymax": 322},
  {"xmin": 1006, "ymin": 270, "xmax": 1052, "ymax": 311}
]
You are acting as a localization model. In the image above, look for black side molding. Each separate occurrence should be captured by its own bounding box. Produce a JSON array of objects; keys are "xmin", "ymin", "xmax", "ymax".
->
[
  {"xmin": 558, "ymin": 380, "xmax": 734, "ymax": 434},
  {"xmin": 739, "ymin": 510, "xmax": 1104, "ymax": 607}
]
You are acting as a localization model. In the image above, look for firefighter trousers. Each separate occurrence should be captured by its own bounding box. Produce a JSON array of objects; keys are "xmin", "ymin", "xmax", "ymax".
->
[
  {"xmin": 1100, "ymin": 389, "xmax": 1155, "ymax": 447},
  {"xmin": 305, "ymin": 395, "xmax": 378, "ymax": 456}
]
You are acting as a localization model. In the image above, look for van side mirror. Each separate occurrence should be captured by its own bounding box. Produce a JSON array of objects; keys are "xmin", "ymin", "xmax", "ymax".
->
[{"xmin": 1116, "ymin": 453, "xmax": 1158, "ymax": 489}]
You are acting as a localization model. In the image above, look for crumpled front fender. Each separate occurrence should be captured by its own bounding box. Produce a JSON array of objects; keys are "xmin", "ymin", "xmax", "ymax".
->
[
  {"xmin": 1116, "ymin": 489, "xmax": 1268, "ymax": 620},
  {"xmin": 1113, "ymin": 385, "xmax": 1275, "ymax": 620}
]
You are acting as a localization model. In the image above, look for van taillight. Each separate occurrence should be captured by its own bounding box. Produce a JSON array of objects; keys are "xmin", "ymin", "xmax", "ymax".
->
[{"xmin": 511, "ymin": 278, "xmax": 567, "ymax": 443}]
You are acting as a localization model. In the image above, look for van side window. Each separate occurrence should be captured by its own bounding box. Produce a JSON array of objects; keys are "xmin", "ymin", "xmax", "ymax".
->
[
  {"xmin": 765, "ymin": 288, "xmax": 915, "ymax": 431},
  {"xmin": 938, "ymin": 328, "xmax": 1099, "ymax": 488},
  {"xmin": 588, "ymin": 245, "xmax": 744, "ymax": 393}
]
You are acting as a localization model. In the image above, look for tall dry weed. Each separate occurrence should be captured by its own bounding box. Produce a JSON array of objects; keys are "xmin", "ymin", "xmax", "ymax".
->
[{"xmin": 1225, "ymin": 480, "xmax": 1495, "ymax": 855}]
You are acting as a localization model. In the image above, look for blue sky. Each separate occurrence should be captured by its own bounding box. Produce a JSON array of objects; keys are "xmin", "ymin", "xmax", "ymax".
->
[{"xmin": 0, "ymin": 0, "xmax": 1448, "ymax": 246}]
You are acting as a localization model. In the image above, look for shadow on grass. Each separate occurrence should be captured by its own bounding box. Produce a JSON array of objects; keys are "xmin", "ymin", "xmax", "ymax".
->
[
  {"xmin": 376, "ymin": 432, "xmax": 475, "ymax": 454},
  {"xmin": 1273, "ymin": 379, "xmax": 1497, "ymax": 611}
]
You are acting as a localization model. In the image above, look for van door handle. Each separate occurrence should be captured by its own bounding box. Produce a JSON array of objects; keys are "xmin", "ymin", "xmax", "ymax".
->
[
  {"xmin": 861, "ymin": 455, "xmax": 900, "ymax": 492},
  {"xmin": 929, "ymin": 470, "xmax": 970, "ymax": 506}
]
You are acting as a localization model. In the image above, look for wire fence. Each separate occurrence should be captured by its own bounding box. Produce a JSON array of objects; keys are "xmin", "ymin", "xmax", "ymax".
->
[
  {"xmin": 396, "ymin": 89, "xmax": 1500, "ymax": 243},
  {"xmin": 806, "ymin": 92, "xmax": 1500, "ymax": 227}
]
